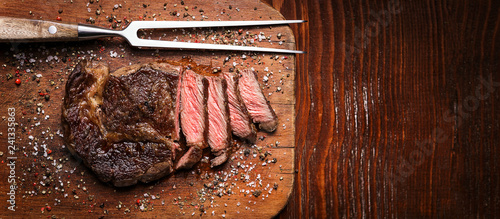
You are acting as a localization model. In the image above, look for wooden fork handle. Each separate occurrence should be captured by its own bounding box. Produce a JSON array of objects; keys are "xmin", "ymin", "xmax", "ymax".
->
[{"xmin": 0, "ymin": 17, "xmax": 78, "ymax": 42}]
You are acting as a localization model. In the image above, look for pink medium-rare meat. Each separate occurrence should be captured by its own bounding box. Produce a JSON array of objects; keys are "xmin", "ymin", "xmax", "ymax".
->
[
  {"xmin": 206, "ymin": 76, "xmax": 231, "ymax": 167},
  {"xmin": 180, "ymin": 69, "xmax": 208, "ymax": 148},
  {"xmin": 238, "ymin": 69, "xmax": 278, "ymax": 132},
  {"xmin": 223, "ymin": 72, "xmax": 257, "ymax": 142},
  {"xmin": 177, "ymin": 69, "xmax": 208, "ymax": 169}
]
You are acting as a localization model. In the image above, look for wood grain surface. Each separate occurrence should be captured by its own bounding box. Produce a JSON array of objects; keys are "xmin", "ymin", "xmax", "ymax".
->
[
  {"xmin": 0, "ymin": 0, "xmax": 297, "ymax": 218},
  {"xmin": 261, "ymin": 0, "xmax": 500, "ymax": 218}
]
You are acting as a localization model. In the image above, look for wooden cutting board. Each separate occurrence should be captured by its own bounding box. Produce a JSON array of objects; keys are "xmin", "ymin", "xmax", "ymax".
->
[{"xmin": 0, "ymin": 0, "xmax": 296, "ymax": 218}]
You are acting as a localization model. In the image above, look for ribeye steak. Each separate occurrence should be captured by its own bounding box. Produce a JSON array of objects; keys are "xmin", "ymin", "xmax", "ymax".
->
[{"xmin": 62, "ymin": 60, "xmax": 278, "ymax": 187}]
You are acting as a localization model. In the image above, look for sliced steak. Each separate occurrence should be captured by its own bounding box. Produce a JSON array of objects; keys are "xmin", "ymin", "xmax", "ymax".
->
[
  {"xmin": 177, "ymin": 69, "xmax": 209, "ymax": 169},
  {"xmin": 63, "ymin": 60, "xmax": 250, "ymax": 185},
  {"xmin": 238, "ymin": 69, "xmax": 278, "ymax": 132},
  {"xmin": 223, "ymin": 72, "xmax": 256, "ymax": 142},
  {"xmin": 175, "ymin": 146, "xmax": 202, "ymax": 170},
  {"xmin": 206, "ymin": 76, "xmax": 231, "ymax": 167},
  {"xmin": 62, "ymin": 61, "xmax": 181, "ymax": 187}
]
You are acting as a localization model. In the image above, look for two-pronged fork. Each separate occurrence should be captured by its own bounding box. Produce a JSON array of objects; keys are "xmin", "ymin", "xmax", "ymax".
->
[{"xmin": 0, "ymin": 17, "xmax": 305, "ymax": 54}]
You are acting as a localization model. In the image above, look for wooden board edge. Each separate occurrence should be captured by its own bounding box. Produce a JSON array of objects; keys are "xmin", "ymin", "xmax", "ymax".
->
[{"xmin": 258, "ymin": 1, "xmax": 297, "ymax": 217}]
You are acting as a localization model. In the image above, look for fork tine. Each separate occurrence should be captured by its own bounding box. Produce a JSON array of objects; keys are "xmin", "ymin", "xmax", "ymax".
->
[
  {"xmin": 121, "ymin": 20, "xmax": 306, "ymax": 53},
  {"xmin": 130, "ymin": 39, "xmax": 305, "ymax": 54},
  {"xmin": 126, "ymin": 20, "xmax": 306, "ymax": 30}
]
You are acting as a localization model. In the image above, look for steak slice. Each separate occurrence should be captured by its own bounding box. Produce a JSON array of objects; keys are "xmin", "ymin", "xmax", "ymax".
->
[
  {"xmin": 206, "ymin": 76, "xmax": 231, "ymax": 167},
  {"xmin": 175, "ymin": 146, "xmax": 202, "ymax": 170},
  {"xmin": 177, "ymin": 69, "xmax": 209, "ymax": 169},
  {"xmin": 223, "ymin": 72, "xmax": 256, "ymax": 142},
  {"xmin": 238, "ymin": 69, "xmax": 278, "ymax": 132},
  {"xmin": 62, "ymin": 61, "xmax": 181, "ymax": 187}
]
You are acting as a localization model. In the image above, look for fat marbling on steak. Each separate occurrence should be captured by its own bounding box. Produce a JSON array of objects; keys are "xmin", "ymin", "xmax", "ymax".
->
[{"xmin": 62, "ymin": 61, "xmax": 182, "ymax": 187}]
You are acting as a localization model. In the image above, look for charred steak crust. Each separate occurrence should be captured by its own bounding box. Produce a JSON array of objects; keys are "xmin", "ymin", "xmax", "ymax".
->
[
  {"xmin": 62, "ymin": 61, "xmax": 181, "ymax": 187},
  {"xmin": 103, "ymin": 63, "xmax": 181, "ymax": 145}
]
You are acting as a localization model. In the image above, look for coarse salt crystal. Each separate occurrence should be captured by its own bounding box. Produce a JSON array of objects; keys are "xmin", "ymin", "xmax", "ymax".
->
[{"xmin": 109, "ymin": 51, "xmax": 118, "ymax": 58}]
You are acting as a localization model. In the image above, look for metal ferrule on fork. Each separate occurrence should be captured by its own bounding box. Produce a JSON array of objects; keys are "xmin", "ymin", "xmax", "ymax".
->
[{"xmin": 77, "ymin": 24, "xmax": 122, "ymax": 40}]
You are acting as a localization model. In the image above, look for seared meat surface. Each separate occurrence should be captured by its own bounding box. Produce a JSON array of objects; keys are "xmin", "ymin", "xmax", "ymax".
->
[
  {"xmin": 103, "ymin": 63, "xmax": 182, "ymax": 144},
  {"xmin": 62, "ymin": 61, "xmax": 181, "ymax": 187}
]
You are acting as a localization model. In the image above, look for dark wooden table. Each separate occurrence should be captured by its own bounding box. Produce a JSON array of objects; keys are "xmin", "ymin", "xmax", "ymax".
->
[{"xmin": 266, "ymin": 0, "xmax": 500, "ymax": 218}]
